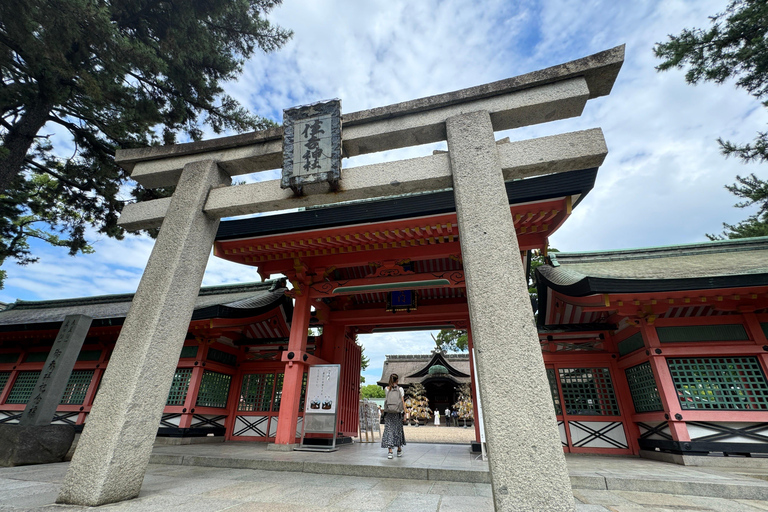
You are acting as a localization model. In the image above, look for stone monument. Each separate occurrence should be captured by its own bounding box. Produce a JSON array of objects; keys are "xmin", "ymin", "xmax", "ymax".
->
[{"xmin": 0, "ymin": 314, "xmax": 92, "ymax": 466}]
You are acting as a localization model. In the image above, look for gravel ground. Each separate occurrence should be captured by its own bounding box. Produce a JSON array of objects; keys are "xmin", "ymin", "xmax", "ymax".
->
[{"xmin": 357, "ymin": 423, "xmax": 477, "ymax": 444}]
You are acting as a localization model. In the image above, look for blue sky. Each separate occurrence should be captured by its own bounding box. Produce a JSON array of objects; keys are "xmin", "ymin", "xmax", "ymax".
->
[{"xmin": 2, "ymin": 0, "xmax": 766, "ymax": 385}]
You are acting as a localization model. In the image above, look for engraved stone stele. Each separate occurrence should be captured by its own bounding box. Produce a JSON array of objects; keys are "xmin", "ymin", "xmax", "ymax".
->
[
  {"xmin": 281, "ymin": 99, "xmax": 342, "ymax": 195},
  {"xmin": 0, "ymin": 314, "xmax": 92, "ymax": 467}
]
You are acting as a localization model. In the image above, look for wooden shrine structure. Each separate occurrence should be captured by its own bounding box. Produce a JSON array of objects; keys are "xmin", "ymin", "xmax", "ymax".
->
[{"xmin": 535, "ymin": 237, "xmax": 768, "ymax": 458}]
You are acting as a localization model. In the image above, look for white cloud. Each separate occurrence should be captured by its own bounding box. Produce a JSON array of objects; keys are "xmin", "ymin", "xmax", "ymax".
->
[{"xmin": 5, "ymin": 0, "xmax": 766, "ymax": 321}]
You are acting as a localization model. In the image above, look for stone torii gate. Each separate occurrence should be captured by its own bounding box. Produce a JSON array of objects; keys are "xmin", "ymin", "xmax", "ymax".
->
[{"xmin": 57, "ymin": 46, "xmax": 624, "ymax": 511}]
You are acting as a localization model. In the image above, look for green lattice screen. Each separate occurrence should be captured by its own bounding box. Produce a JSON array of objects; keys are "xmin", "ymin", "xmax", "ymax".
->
[
  {"xmin": 667, "ymin": 357, "xmax": 768, "ymax": 410},
  {"xmin": 179, "ymin": 346, "xmax": 198, "ymax": 359},
  {"xmin": 207, "ymin": 348, "xmax": 237, "ymax": 366},
  {"xmin": 274, "ymin": 372, "xmax": 308, "ymax": 412},
  {"xmin": 60, "ymin": 370, "xmax": 95, "ymax": 405},
  {"xmin": 657, "ymin": 324, "xmax": 748, "ymax": 343},
  {"xmin": 0, "ymin": 353, "xmax": 20, "ymax": 364},
  {"xmin": 0, "ymin": 371, "xmax": 10, "ymax": 395},
  {"xmin": 6, "ymin": 371, "xmax": 40, "ymax": 403},
  {"xmin": 617, "ymin": 332, "xmax": 644, "ymax": 356},
  {"xmin": 196, "ymin": 371, "xmax": 232, "ymax": 408},
  {"xmin": 546, "ymin": 368, "xmax": 562, "ymax": 415},
  {"xmin": 166, "ymin": 368, "xmax": 193, "ymax": 406},
  {"xmin": 76, "ymin": 350, "xmax": 102, "ymax": 361},
  {"xmin": 238, "ymin": 373, "xmax": 275, "ymax": 412},
  {"xmin": 625, "ymin": 362, "xmax": 663, "ymax": 413},
  {"xmin": 25, "ymin": 352, "xmax": 49, "ymax": 363},
  {"xmin": 558, "ymin": 367, "xmax": 620, "ymax": 416}
]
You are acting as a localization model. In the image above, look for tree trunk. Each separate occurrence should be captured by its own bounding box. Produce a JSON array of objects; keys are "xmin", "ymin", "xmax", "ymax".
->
[{"xmin": 0, "ymin": 99, "xmax": 53, "ymax": 192}]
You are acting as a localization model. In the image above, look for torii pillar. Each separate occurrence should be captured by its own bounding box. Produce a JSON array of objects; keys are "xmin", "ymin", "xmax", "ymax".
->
[{"xmin": 448, "ymin": 111, "xmax": 574, "ymax": 511}]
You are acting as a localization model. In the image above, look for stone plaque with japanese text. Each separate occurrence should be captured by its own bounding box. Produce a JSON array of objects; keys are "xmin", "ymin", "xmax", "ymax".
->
[{"xmin": 281, "ymin": 99, "xmax": 341, "ymax": 195}]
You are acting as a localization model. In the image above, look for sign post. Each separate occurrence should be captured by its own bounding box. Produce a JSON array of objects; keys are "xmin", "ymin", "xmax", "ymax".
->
[{"xmin": 295, "ymin": 364, "xmax": 341, "ymax": 452}]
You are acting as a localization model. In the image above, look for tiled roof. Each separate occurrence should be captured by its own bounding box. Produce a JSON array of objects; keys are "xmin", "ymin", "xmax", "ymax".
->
[
  {"xmin": 377, "ymin": 352, "xmax": 471, "ymax": 386},
  {"xmin": 0, "ymin": 280, "xmax": 287, "ymax": 327},
  {"xmin": 536, "ymin": 237, "xmax": 768, "ymax": 296}
]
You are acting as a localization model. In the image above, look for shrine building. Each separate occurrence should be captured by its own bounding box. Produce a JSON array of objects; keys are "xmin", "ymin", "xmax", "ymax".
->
[
  {"xmin": 535, "ymin": 236, "xmax": 768, "ymax": 459},
  {"xmin": 3, "ymin": 185, "xmax": 767, "ymax": 460},
  {"xmin": 377, "ymin": 350, "xmax": 471, "ymax": 415}
]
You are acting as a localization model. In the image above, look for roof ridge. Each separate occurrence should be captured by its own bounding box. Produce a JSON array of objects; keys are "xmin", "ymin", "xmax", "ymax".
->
[
  {"xmin": 4, "ymin": 279, "xmax": 285, "ymax": 311},
  {"xmin": 553, "ymin": 236, "xmax": 768, "ymax": 263}
]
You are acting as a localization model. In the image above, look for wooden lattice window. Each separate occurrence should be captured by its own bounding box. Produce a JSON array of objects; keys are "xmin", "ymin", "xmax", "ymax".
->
[
  {"xmin": 625, "ymin": 362, "xmax": 663, "ymax": 413},
  {"xmin": 0, "ymin": 371, "xmax": 10, "ymax": 396},
  {"xmin": 60, "ymin": 370, "xmax": 95, "ymax": 405},
  {"xmin": 6, "ymin": 371, "xmax": 41, "ymax": 403},
  {"xmin": 274, "ymin": 372, "xmax": 308, "ymax": 412},
  {"xmin": 238, "ymin": 373, "xmax": 275, "ymax": 412},
  {"xmin": 668, "ymin": 357, "xmax": 768, "ymax": 410},
  {"xmin": 558, "ymin": 367, "xmax": 620, "ymax": 416},
  {"xmin": 196, "ymin": 371, "xmax": 232, "ymax": 408},
  {"xmin": 166, "ymin": 368, "xmax": 193, "ymax": 406},
  {"xmin": 546, "ymin": 368, "xmax": 562, "ymax": 415}
]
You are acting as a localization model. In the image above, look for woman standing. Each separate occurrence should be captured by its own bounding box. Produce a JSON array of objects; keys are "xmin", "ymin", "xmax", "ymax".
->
[
  {"xmin": 381, "ymin": 373, "xmax": 408, "ymax": 459},
  {"xmin": 434, "ymin": 409, "xmax": 441, "ymax": 426}
]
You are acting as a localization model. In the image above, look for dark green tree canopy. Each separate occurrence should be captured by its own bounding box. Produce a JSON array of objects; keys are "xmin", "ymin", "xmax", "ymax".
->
[
  {"xmin": 433, "ymin": 329, "xmax": 468, "ymax": 352},
  {"xmin": 0, "ymin": 0, "xmax": 291, "ymax": 286},
  {"xmin": 654, "ymin": 0, "xmax": 768, "ymax": 239}
]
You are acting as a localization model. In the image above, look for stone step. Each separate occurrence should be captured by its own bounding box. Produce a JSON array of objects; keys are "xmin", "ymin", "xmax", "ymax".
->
[{"xmin": 149, "ymin": 452, "xmax": 768, "ymax": 501}]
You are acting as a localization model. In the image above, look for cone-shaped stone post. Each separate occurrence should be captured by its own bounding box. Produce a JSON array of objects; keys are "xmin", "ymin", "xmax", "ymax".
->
[
  {"xmin": 57, "ymin": 160, "xmax": 231, "ymax": 506},
  {"xmin": 447, "ymin": 110, "xmax": 574, "ymax": 511}
]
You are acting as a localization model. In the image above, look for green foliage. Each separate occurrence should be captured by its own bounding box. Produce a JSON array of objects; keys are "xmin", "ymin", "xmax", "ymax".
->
[
  {"xmin": 360, "ymin": 384, "xmax": 384, "ymax": 399},
  {"xmin": 433, "ymin": 329, "xmax": 468, "ymax": 352},
  {"xmin": 654, "ymin": 0, "xmax": 768, "ymax": 239},
  {"xmin": 707, "ymin": 173, "xmax": 768, "ymax": 239},
  {"xmin": 0, "ymin": 0, "xmax": 291, "ymax": 287},
  {"xmin": 355, "ymin": 334, "xmax": 369, "ymax": 383}
]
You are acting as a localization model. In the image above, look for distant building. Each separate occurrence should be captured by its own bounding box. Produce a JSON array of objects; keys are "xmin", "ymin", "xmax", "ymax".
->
[{"xmin": 378, "ymin": 348, "xmax": 470, "ymax": 413}]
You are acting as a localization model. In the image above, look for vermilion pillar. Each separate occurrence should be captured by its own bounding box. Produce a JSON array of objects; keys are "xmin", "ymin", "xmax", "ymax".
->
[
  {"xmin": 640, "ymin": 321, "xmax": 690, "ymax": 442},
  {"xmin": 274, "ymin": 292, "xmax": 311, "ymax": 445}
]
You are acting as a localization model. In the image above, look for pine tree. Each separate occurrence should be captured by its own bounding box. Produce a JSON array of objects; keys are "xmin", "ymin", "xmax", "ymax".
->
[
  {"xmin": 654, "ymin": 0, "xmax": 768, "ymax": 239},
  {"xmin": 0, "ymin": 0, "xmax": 291, "ymax": 286}
]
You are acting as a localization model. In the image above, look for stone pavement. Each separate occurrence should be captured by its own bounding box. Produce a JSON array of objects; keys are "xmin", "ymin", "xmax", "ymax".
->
[
  {"xmin": 3, "ymin": 443, "xmax": 768, "ymax": 510},
  {"xmin": 398, "ymin": 424, "xmax": 477, "ymax": 444}
]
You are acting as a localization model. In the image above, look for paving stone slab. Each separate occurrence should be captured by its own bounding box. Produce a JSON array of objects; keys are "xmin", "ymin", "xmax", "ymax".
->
[
  {"xmin": 331, "ymin": 489, "xmax": 397, "ymax": 511},
  {"xmin": 572, "ymin": 489, "xmax": 636, "ymax": 507},
  {"xmin": 386, "ymin": 491, "xmax": 440, "ymax": 511},
  {"xmin": 437, "ymin": 495, "xmax": 494, "ymax": 512},
  {"xmin": 427, "ymin": 482, "xmax": 478, "ymax": 496},
  {"xmin": 201, "ymin": 481, "xmax": 280, "ymax": 501}
]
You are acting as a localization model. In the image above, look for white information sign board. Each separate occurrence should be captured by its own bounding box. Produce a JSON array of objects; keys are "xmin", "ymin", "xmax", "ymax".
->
[
  {"xmin": 305, "ymin": 364, "xmax": 340, "ymax": 415},
  {"xmin": 295, "ymin": 364, "xmax": 341, "ymax": 452}
]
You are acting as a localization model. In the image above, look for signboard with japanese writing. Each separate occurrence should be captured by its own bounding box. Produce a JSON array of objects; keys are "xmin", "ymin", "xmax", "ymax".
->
[
  {"xmin": 305, "ymin": 364, "xmax": 340, "ymax": 415},
  {"xmin": 281, "ymin": 99, "xmax": 341, "ymax": 195}
]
